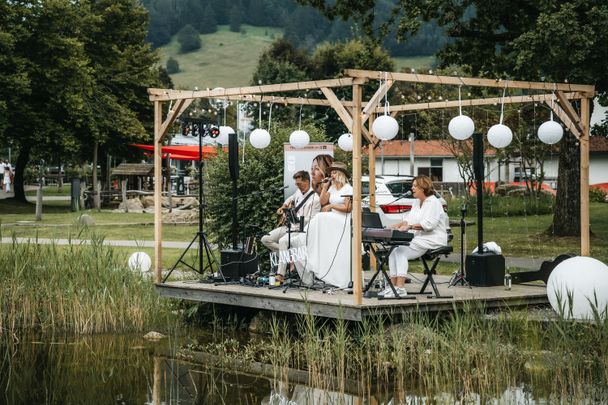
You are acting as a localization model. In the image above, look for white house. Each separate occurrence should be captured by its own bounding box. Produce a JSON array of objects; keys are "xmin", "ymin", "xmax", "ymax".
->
[{"xmin": 369, "ymin": 137, "xmax": 608, "ymax": 187}]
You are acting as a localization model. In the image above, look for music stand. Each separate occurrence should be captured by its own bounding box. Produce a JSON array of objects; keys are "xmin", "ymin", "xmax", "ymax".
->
[{"xmin": 162, "ymin": 125, "xmax": 221, "ymax": 283}]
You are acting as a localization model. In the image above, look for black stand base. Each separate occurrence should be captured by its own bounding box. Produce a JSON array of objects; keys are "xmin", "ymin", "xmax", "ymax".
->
[
  {"xmin": 410, "ymin": 254, "xmax": 453, "ymax": 299},
  {"xmin": 163, "ymin": 231, "xmax": 220, "ymax": 283},
  {"xmin": 448, "ymin": 271, "xmax": 472, "ymax": 288},
  {"xmin": 363, "ymin": 245, "xmax": 415, "ymax": 300}
]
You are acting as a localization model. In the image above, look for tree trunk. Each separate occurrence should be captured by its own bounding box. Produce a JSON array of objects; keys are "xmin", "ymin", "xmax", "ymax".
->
[
  {"xmin": 13, "ymin": 145, "xmax": 31, "ymax": 202},
  {"xmin": 93, "ymin": 141, "xmax": 100, "ymax": 210},
  {"xmin": 548, "ymin": 132, "xmax": 580, "ymax": 236}
]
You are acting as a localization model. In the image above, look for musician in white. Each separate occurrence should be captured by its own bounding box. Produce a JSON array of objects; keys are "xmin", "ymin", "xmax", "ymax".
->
[
  {"xmin": 261, "ymin": 170, "xmax": 320, "ymax": 281},
  {"xmin": 383, "ymin": 175, "xmax": 448, "ymax": 298}
]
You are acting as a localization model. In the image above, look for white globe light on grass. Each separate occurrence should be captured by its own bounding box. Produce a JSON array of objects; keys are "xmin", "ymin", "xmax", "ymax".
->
[
  {"xmin": 338, "ymin": 133, "xmax": 353, "ymax": 151},
  {"xmin": 249, "ymin": 128, "xmax": 271, "ymax": 149},
  {"xmin": 289, "ymin": 130, "xmax": 310, "ymax": 149},
  {"xmin": 128, "ymin": 252, "xmax": 152, "ymax": 273},
  {"xmin": 448, "ymin": 115, "xmax": 475, "ymax": 140},
  {"xmin": 216, "ymin": 125, "xmax": 234, "ymax": 146},
  {"xmin": 487, "ymin": 123, "xmax": 513, "ymax": 148},
  {"xmin": 547, "ymin": 256, "xmax": 608, "ymax": 320},
  {"xmin": 538, "ymin": 120, "xmax": 563, "ymax": 145},
  {"xmin": 372, "ymin": 115, "xmax": 399, "ymax": 140}
]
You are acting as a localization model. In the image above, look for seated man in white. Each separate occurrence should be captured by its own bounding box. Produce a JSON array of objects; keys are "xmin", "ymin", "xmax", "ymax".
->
[
  {"xmin": 261, "ymin": 170, "xmax": 320, "ymax": 282},
  {"xmin": 382, "ymin": 175, "xmax": 448, "ymax": 298},
  {"xmin": 292, "ymin": 162, "xmax": 353, "ymax": 288}
]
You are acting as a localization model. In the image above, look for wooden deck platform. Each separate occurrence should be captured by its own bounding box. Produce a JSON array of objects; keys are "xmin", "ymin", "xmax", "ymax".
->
[{"xmin": 156, "ymin": 273, "xmax": 549, "ymax": 321}]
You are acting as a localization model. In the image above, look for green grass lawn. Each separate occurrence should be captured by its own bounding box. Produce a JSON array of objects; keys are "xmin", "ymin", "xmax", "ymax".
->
[
  {"xmin": 2, "ymin": 198, "xmax": 607, "ymax": 271},
  {"xmin": 393, "ymin": 55, "xmax": 436, "ymax": 72},
  {"xmin": 159, "ymin": 25, "xmax": 283, "ymax": 89},
  {"xmin": 25, "ymin": 184, "xmax": 72, "ymax": 196}
]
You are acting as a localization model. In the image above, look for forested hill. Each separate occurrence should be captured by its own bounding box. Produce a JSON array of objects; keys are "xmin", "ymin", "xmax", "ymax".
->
[{"xmin": 143, "ymin": 0, "xmax": 446, "ymax": 57}]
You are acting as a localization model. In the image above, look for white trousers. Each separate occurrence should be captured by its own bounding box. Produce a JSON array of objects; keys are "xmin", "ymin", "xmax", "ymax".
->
[
  {"xmin": 261, "ymin": 226, "xmax": 294, "ymax": 275},
  {"xmin": 388, "ymin": 245, "xmax": 428, "ymax": 277}
]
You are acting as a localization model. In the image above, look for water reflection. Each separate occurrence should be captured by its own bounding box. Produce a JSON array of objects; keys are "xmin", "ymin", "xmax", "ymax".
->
[{"xmin": 0, "ymin": 334, "xmax": 603, "ymax": 404}]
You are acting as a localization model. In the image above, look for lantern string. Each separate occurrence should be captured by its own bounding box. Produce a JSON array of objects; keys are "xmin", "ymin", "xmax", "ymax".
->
[
  {"xmin": 550, "ymin": 83, "xmax": 557, "ymax": 121},
  {"xmin": 298, "ymin": 99, "xmax": 304, "ymax": 130},
  {"xmin": 499, "ymin": 83, "xmax": 508, "ymax": 124},
  {"xmin": 268, "ymin": 101, "xmax": 274, "ymax": 132},
  {"xmin": 458, "ymin": 84, "xmax": 463, "ymax": 116}
]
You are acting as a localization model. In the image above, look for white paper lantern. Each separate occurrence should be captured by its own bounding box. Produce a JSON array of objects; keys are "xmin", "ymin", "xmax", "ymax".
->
[
  {"xmin": 372, "ymin": 115, "xmax": 399, "ymax": 140},
  {"xmin": 128, "ymin": 252, "xmax": 151, "ymax": 273},
  {"xmin": 448, "ymin": 114, "xmax": 475, "ymax": 140},
  {"xmin": 547, "ymin": 256, "xmax": 608, "ymax": 320},
  {"xmin": 216, "ymin": 125, "xmax": 234, "ymax": 146},
  {"xmin": 538, "ymin": 120, "xmax": 563, "ymax": 145},
  {"xmin": 338, "ymin": 133, "xmax": 353, "ymax": 151},
  {"xmin": 289, "ymin": 130, "xmax": 310, "ymax": 149},
  {"xmin": 249, "ymin": 128, "xmax": 271, "ymax": 149},
  {"xmin": 487, "ymin": 124, "xmax": 513, "ymax": 148}
]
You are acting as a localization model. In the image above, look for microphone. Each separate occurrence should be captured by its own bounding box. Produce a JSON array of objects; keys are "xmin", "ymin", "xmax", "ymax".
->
[
  {"xmin": 321, "ymin": 177, "xmax": 331, "ymax": 183},
  {"xmin": 401, "ymin": 190, "xmax": 413, "ymax": 198}
]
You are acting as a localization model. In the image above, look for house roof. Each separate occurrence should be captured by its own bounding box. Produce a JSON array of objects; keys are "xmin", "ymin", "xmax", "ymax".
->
[
  {"xmin": 590, "ymin": 136, "xmax": 608, "ymax": 152},
  {"xmin": 111, "ymin": 163, "xmax": 155, "ymax": 177},
  {"xmin": 365, "ymin": 139, "xmax": 497, "ymax": 158}
]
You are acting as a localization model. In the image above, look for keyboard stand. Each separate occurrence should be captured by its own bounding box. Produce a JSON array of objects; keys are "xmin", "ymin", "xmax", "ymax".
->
[{"xmin": 363, "ymin": 243, "xmax": 415, "ymax": 300}]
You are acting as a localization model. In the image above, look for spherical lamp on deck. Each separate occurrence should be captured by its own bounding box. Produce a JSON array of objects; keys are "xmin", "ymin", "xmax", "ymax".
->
[
  {"xmin": 289, "ymin": 130, "xmax": 310, "ymax": 149},
  {"xmin": 338, "ymin": 133, "xmax": 353, "ymax": 151},
  {"xmin": 538, "ymin": 120, "xmax": 563, "ymax": 145},
  {"xmin": 250, "ymin": 128, "xmax": 271, "ymax": 149},
  {"xmin": 217, "ymin": 125, "xmax": 234, "ymax": 146}
]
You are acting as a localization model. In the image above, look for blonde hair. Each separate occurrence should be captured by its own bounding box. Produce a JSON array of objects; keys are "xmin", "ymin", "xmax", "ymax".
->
[
  {"xmin": 413, "ymin": 175, "xmax": 435, "ymax": 196},
  {"xmin": 313, "ymin": 154, "xmax": 333, "ymax": 177},
  {"xmin": 332, "ymin": 170, "xmax": 348, "ymax": 186}
]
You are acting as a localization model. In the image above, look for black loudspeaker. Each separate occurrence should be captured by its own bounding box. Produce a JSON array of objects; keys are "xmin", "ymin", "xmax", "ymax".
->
[
  {"xmin": 228, "ymin": 132, "xmax": 239, "ymax": 181},
  {"xmin": 466, "ymin": 252, "xmax": 505, "ymax": 286},
  {"xmin": 220, "ymin": 248, "xmax": 257, "ymax": 280}
]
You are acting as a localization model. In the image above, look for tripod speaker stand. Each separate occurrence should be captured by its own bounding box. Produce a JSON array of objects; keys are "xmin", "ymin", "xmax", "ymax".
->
[
  {"xmin": 449, "ymin": 203, "xmax": 471, "ymax": 288},
  {"xmin": 163, "ymin": 125, "xmax": 221, "ymax": 283}
]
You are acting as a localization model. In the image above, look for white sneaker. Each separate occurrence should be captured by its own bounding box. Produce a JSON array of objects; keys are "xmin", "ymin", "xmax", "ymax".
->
[
  {"xmin": 382, "ymin": 287, "xmax": 407, "ymax": 298},
  {"xmin": 377, "ymin": 286, "xmax": 394, "ymax": 297}
]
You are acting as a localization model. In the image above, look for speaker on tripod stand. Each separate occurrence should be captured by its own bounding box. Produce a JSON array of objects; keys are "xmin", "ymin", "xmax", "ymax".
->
[{"xmin": 220, "ymin": 132, "xmax": 258, "ymax": 280}]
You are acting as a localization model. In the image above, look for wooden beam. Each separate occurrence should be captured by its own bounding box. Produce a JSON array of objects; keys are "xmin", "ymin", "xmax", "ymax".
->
[
  {"xmin": 148, "ymin": 77, "xmax": 355, "ymax": 101},
  {"xmin": 381, "ymin": 92, "xmax": 584, "ymax": 114},
  {"xmin": 580, "ymin": 98, "xmax": 590, "ymax": 256},
  {"xmin": 368, "ymin": 116, "xmax": 377, "ymax": 275},
  {"xmin": 223, "ymin": 94, "xmax": 334, "ymax": 107},
  {"xmin": 159, "ymin": 99, "xmax": 193, "ymax": 142},
  {"xmin": 546, "ymin": 102, "xmax": 582, "ymax": 139},
  {"xmin": 555, "ymin": 91, "xmax": 585, "ymax": 134},
  {"xmin": 352, "ymin": 84, "xmax": 363, "ymax": 306},
  {"xmin": 362, "ymin": 80, "xmax": 394, "ymax": 123},
  {"xmin": 321, "ymin": 87, "xmax": 373, "ymax": 143},
  {"xmin": 154, "ymin": 101, "xmax": 163, "ymax": 283},
  {"xmin": 345, "ymin": 69, "xmax": 595, "ymax": 94}
]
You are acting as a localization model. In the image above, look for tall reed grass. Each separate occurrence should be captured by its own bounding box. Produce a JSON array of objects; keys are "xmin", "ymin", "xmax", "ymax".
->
[{"xmin": 0, "ymin": 234, "xmax": 172, "ymax": 338}]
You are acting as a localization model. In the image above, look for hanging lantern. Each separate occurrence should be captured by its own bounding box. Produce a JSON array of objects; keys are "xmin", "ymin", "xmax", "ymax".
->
[
  {"xmin": 372, "ymin": 115, "xmax": 399, "ymax": 140},
  {"xmin": 448, "ymin": 115, "xmax": 475, "ymax": 140},
  {"xmin": 217, "ymin": 125, "xmax": 234, "ymax": 146},
  {"xmin": 250, "ymin": 128, "xmax": 271, "ymax": 149},
  {"xmin": 448, "ymin": 85, "xmax": 475, "ymax": 140},
  {"xmin": 338, "ymin": 133, "xmax": 353, "ymax": 151},
  {"xmin": 289, "ymin": 130, "xmax": 309, "ymax": 149},
  {"xmin": 538, "ymin": 120, "xmax": 563, "ymax": 145},
  {"xmin": 487, "ymin": 124, "xmax": 513, "ymax": 148}
]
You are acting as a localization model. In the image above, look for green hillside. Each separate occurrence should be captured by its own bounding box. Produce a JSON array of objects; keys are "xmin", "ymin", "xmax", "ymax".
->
[
  {"xmin": 158, "ymin": 25, "xmax": 283, "ymax": 90},
  {"xmin": 158, "ymin": 25, "xmax": 437, "ymax": 90}
]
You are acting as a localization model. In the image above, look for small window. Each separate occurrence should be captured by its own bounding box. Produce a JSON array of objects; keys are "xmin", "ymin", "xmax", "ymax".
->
[{"xmin": 386, "ymin": 181, "xmax": 412, "ymax": 197}]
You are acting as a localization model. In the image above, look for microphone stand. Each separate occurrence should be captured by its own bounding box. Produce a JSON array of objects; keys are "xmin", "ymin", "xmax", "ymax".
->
[{"xmin": 449, "ymin": 203, "xmax": 471, "ymax": 288}]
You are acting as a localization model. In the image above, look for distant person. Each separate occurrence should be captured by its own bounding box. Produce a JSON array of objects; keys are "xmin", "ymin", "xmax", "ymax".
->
[
  {"xmin": 0, "ymin": 160, "xmax": 4, "ymax": 191},
  {"xmin": 4, "ymin": 164, "xmax": 12, "ymax": 193}
]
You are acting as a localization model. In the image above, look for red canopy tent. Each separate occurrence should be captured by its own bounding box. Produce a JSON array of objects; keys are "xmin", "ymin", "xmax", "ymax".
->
[{"xmin": 131, "ymin": 144, "xmax": 221, "ymax": 160}]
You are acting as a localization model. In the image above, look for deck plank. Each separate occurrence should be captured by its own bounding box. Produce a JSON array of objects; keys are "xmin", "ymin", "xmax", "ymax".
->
[{"xmin": 156, "ymin": 273, "xmax": 548, "ymax": 321}]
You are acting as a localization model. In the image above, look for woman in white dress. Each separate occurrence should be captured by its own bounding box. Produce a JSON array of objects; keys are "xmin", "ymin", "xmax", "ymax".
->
[
  {"xmin": 293, "ymin": 162, "xmax": 353, "ymax": 288},
  {"xmin": 3, "ymin": 166, "xmax": 12, "ymax": 193},
  {"xmin": 382, "ymin": 175, "xmax": 448, "ymax": 297}
]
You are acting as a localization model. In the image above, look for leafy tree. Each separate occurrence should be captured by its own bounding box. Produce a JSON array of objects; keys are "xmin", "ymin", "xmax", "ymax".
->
[
  {"xmin": 199, "ymin": 3, "xmax": 218, "ymax": 34},
  {"xmin": 229, "ymin": 5, "xmax": 243, "ymax": 33},
  {"xmin": 166, "ymin": 57, "xmax": 180, "ymax": 74},
  {"xmin": 177, "ymin": 24, "xmax": 201, "ymax": 53},
  {"xmin": 299, "ymin": 0, "xmax": 608, "ymax": 237}
]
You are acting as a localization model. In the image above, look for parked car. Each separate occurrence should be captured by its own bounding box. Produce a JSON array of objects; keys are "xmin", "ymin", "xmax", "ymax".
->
[{"xmin": 361, "ymin": 175, "xmax": 449, "ymax": 227}]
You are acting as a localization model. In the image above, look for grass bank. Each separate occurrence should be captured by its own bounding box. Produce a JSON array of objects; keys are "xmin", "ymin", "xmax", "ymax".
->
[
  {"xmin": 190, "ymin": 306, "xmax": 608, "ymax": 401},
  {"xmin": 0, "ymin": 238, "xmax": 174, "ymax": 338}
]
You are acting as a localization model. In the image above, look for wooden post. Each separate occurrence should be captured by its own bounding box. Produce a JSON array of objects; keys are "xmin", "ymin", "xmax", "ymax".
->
[
  {"xmin": 121, "ymin": 179, "xmax": 128, "ymax": 213},
  {"xmin": 35, "ymin": 182, "xmax": 43, "ymax": 221},
  {"xmin": 580, "ymin": 97, "xmax": 590, "ymax": 256},
  {"xmin": 154, "ymin": 101, "xmax": 163, "ymax": 283},
  {"xmin": 93, "ymin": 142, "xmax": 100, "ymax": 210},
  {"xmin": 152, "ymin": 356, "xmax": 161, "ymax": 405},
  {"xmin": 352, "ymin": 84, "xmax": 363, "ymax": 305},
  {"xmin": 368, "ymin": 115, "xmax": 377, "ymax": 274}
]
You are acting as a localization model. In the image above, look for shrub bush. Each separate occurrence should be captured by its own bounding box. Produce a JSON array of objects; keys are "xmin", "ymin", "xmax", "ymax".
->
[
  {"xmin": 590, "ymin": 187, "xmax": 607, "ymax": 203},
  {"xmin": 166, "ymin": 57, "xmax": 179, "ymax": 74},
  {"xmin": 447, "ymin": 194, "xmax": 555, "ymax": 218},
  {"xmin": 177, "ymin": 24, "xmax": 201, "ymax": 53}
]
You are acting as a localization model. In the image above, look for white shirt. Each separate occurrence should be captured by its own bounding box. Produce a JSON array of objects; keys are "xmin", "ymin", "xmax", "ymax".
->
[
  {"xmin": 405, "ymin": 195, "xmax": 448, "ymax": 250},
  {"xmin": 284, "ymin": 187, "xmax": 321, "ymax": 227},
  {"xmin": 328, "ymin": 183, "xmax": 353, "ymax": 214}
]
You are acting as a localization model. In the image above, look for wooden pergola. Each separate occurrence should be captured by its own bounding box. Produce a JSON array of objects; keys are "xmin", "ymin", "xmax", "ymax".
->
[{"xmin": 148, "ymin": 69, "xmax": 595, "ymax": 305}]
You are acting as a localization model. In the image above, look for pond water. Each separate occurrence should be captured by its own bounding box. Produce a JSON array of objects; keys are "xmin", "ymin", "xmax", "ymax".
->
[{"xmin": 0, "ymin": 333, "xmax": 599, "ymax": 404}]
